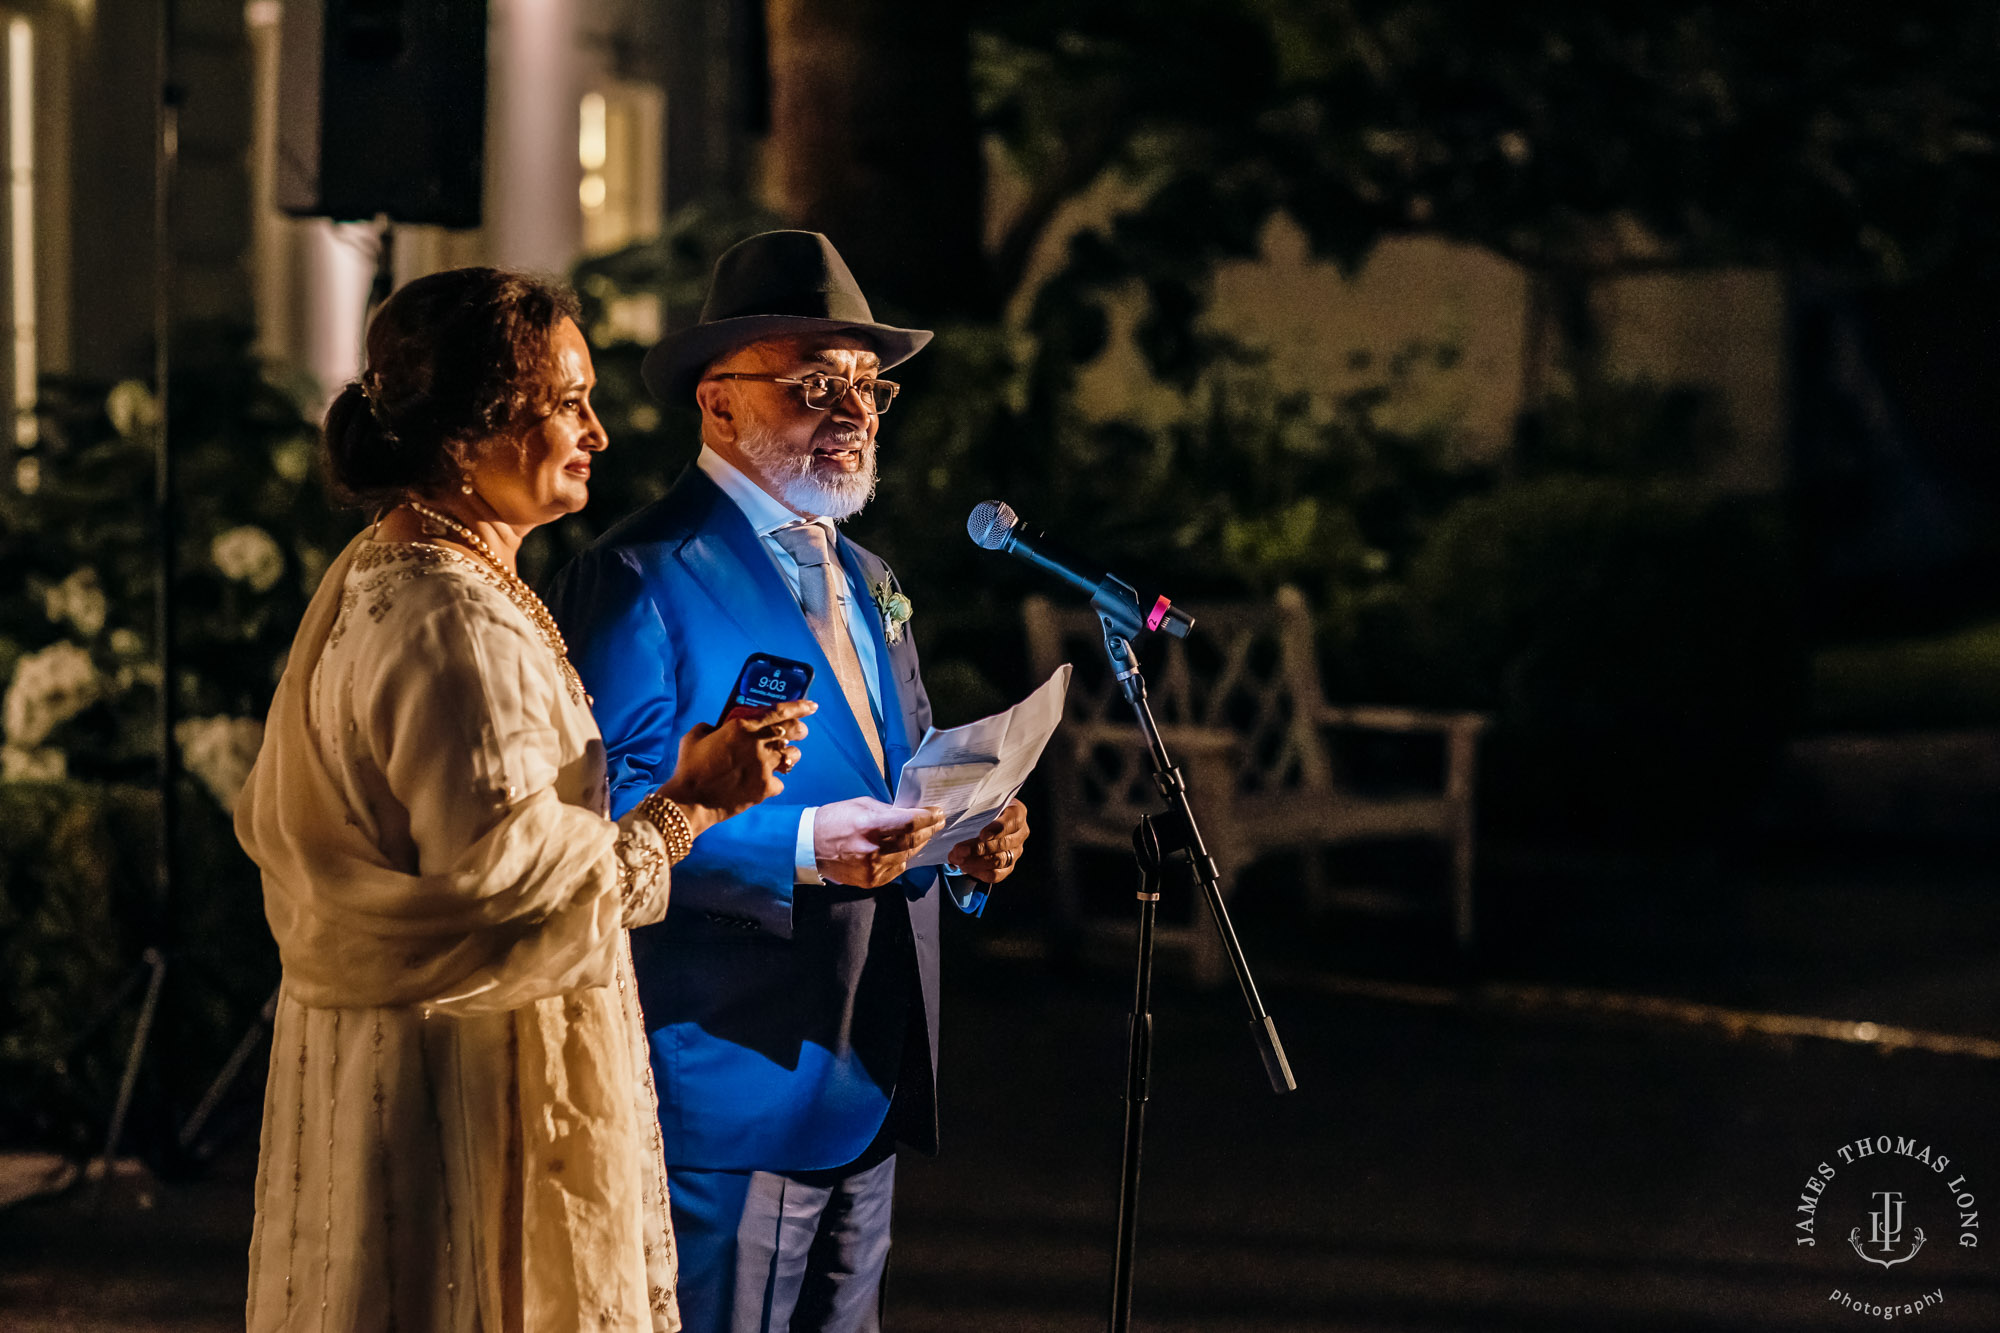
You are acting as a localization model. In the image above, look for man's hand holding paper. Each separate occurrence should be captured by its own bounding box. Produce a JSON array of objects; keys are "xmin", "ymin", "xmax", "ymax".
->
[
  {"xmin": 814, "ymin": 797, "xmax": 948, "ymax": 888},
  {"xmin": 948, "ymin": 798, "xmax": 1031, "ymax": 884},
  {"xmin": 894, "ymin": 665, "xmax": 1071, "ymax": 876}
]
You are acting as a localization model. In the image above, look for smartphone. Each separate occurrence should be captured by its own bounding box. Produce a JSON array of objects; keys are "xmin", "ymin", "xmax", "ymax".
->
[{"xmin": 717, "ymin": 652, "xmax": 815, "ymax": 726}]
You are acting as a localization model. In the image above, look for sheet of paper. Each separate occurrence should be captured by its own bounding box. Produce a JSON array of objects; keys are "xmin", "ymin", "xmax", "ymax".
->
[{"xmin": 892, "ymin": 664, "xmax": 1072, "ymax": 867}]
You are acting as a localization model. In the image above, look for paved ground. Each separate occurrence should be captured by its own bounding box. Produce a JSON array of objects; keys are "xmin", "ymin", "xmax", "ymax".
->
[{"xmin": 4, "ymin": 840, "xmax": 1998, "ymax": 1330}]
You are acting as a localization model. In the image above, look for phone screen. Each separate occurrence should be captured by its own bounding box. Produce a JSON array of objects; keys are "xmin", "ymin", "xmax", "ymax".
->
[{"xmin": 717, "ymin": 653, "xmax": 815, "ymax": 726}]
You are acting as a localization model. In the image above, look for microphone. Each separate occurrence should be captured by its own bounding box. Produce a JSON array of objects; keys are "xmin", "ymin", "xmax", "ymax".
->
[{"xmin": 967, "ymin": 501, "xmax": 1194, "ymax": 640}]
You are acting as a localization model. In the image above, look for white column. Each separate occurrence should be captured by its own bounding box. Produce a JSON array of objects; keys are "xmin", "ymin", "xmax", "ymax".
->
[
  {"xmin": 485, "ymin": 0, "xmax": 581, "ymax": 273},
  {"xmin": 245, "ymin": 0, "xmax": 287, "ymax": 367},
  {"xmin": 295, "ymin": 219, "xmax": 376, "ymax": 404},
  {"xmin": 8, "ymin": 17, "xmax": 36, "ymax": 446}
]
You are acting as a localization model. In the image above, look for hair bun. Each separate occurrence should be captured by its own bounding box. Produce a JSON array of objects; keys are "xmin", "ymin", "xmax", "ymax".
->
[{"xmin": 322, "ymin": 380, "xmax": 399, "ymax": 506}]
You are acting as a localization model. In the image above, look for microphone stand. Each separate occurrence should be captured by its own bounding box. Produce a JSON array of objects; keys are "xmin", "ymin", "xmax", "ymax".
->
[{"xmin": 1096, "ymin": 601, "xmax": 1296, "ymax": 1333}]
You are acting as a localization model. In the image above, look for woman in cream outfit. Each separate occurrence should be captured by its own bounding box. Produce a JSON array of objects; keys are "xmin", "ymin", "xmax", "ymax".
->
[{"xmin": 235, "ymin": 268, "xmax": 813, "ymax": 1332}]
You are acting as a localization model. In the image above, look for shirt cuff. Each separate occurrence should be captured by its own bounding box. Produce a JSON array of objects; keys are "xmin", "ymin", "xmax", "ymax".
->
[
  {"xmin": 945, "ymin": 872, "xmax": 990, "ymax": 917},
  {"xmin": 794, "ymin": 806, "xmax": 821, "ymax": 884}
]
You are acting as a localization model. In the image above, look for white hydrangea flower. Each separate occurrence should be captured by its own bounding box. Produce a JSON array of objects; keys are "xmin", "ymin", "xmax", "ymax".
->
[
  {"xmin": 106, "ymin": 380, "xmax": 160, "ymax": 439},
  {"xmin": 42, "ymin": 568, "xmax": 108, "ymax": 637},
  {"xmin": 298, "ymin": 544, "xmax": 330, "ymax": 593},
  {"xmin": 112, "ymin": 661, "xmax": 162, "ymax": 694},
  {"xmin": 110, "ymin": 628, "xmax": 145, "ymax": 657},
  {"xmin": 271, "ymin": 437, "xmax": 313, "ymax": 483},
  {"xmin": 175, "ymin": 715, "xmax": 265, "ymax": 810},
  {"xmin": 211, "ymin": 525, "xmax": 285, "ymax": 592},
  {"xmin": 3, "ymin": 641, "xmax": 101, "ymax": 748},
  {"xmin": 1, "ymin": 744, "xmax": 66, "ymax": 782}
]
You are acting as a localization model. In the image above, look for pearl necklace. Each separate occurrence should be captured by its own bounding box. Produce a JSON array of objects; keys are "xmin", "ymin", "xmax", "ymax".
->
[{"xmin": 405, "ymin": 501, "xmax": 591, "ymax": 705}]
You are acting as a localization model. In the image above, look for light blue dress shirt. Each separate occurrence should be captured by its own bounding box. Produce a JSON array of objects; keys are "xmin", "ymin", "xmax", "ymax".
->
[{"xmin": 695, "ymin": 446, "xmax": 886, "ymax": 883}]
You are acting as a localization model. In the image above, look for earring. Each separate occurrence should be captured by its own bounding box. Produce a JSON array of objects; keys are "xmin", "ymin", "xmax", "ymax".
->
[{"xmin": 460, "ymin": 472, "xmax": 474, "ymax": 496}]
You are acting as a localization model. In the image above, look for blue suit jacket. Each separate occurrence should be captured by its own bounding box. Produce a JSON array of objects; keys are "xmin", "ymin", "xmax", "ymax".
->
[{"xmin": 547, "ymin": 467, "xmax": 968, "ymax": 1173}]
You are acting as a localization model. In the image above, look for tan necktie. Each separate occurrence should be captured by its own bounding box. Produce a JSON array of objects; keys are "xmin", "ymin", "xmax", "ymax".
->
[{"xmin": 771, "ymin": 521, "xmax": 886, "ymax": 775}]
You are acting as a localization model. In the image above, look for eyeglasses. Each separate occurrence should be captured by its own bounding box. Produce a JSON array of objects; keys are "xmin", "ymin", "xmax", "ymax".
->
[{"xmin": 705, "ymin": 371, "xmax": 902, "ymax": 415}]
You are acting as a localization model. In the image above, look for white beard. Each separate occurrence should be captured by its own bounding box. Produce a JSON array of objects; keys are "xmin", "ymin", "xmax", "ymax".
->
[{"xmin": 736, "ymin": 422, "xmax": 878, "ymax": 521}]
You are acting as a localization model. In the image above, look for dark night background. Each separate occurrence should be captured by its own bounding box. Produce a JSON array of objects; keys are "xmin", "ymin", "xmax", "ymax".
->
[{"xmin": 2, "ymin": 1, "xmax": 1998, "ymax": 1328}]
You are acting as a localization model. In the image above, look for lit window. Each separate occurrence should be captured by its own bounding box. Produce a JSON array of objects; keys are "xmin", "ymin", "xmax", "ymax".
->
[
  {"xmin": 579, "ymin": 91, "xmax": 608, "ymax": 172},
  {"xmin": 578, "ymin": 82, "xmax": 662, "ymax": 255}
]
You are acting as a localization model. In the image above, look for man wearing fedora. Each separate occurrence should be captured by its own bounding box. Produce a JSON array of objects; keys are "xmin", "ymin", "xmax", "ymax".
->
[{"xmin": 547, "ymin": 230, "xmax": 1031, "ymax": 1333}]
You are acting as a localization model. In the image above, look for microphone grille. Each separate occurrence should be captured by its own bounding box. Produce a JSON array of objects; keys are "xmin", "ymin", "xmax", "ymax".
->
[{"xmin": 966, "ymin": 500, "xmax": 1018, "ymax": 551}]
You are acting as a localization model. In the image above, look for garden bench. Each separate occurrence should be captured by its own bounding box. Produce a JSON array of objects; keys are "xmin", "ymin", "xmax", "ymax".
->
[{"xmin": 1024, "ymin": 586, "xmax": 1488, "ymax": 984}]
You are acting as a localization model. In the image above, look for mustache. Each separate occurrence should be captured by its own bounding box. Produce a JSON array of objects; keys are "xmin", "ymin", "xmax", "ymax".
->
[{"xmin": 745, "ymin": 430, "xmax": 872, "ymax": 472}]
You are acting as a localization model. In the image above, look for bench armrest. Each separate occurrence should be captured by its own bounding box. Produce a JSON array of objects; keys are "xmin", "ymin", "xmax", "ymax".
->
[
  {"xmin": 1063, "ymin": 720, "xmax": 1244, "ymax": 757},
  {"xmin": 1316, "ymin": 705, "xmax": 1490, "ymax": 737}
]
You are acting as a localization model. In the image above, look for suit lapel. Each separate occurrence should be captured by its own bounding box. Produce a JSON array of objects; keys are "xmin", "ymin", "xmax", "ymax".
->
[{"xmin": 671, "ymin": 474, "xmax": 891, "ymax": 798}]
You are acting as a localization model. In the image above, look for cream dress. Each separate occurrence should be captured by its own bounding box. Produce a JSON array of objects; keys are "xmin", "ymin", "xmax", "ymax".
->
[{"xmin": 235, "ymin": 536, "xmax": 680, "ymax": 1332}]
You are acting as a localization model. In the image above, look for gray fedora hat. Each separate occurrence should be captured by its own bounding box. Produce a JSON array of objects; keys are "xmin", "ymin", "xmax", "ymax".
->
[{"xmin": 640, "ymin": 230, "xmax": 933, "ymax": 402}]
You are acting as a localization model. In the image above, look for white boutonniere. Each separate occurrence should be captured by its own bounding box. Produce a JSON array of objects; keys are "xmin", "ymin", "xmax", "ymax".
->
[{"xmin": 871, "ymin": 578, "xmax": 913, "ymax": 645}]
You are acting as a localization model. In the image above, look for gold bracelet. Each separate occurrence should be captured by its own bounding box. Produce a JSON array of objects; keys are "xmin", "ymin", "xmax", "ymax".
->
[{"xmin": 636, "ymin": 787, "xmax": 696, "ymax": 864}]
